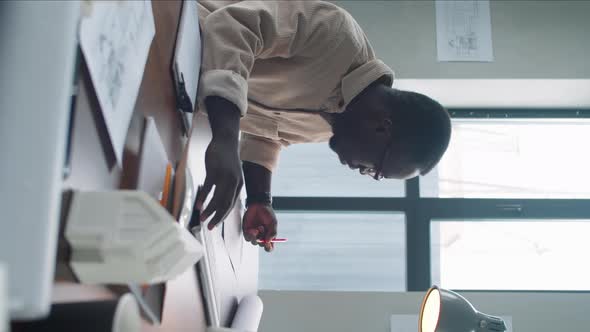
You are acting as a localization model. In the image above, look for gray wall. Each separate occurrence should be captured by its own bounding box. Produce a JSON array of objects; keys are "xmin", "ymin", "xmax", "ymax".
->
[
  {"xmin": 333, "ymin": 0, "xmax": 590, "ymax": 79},
  {"xmin": 331, "ymin": 1, "xmax": 590, "ymax": 108},
  {"xmin": 259, "ymin": 290, "xmax": 590, "ymax": 332}
]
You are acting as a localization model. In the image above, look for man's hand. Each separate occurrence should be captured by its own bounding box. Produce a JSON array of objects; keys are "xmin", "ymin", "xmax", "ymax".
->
[
  {"xmin": 196, "ymin": 96, "xmax": 242, "ymax": 230},
  {"xmin": 243, "ymin": 203, "xmax": 278, "ymax": 252},
  {"xmin": 197, "ymin": 137, "xmax": 243, "ymax": 230}
]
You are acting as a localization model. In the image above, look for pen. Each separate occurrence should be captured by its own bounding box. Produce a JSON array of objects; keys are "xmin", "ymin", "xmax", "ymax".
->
[{"xmin": 256, "ymin": 238, "xmax": 288, "ymax": 244}]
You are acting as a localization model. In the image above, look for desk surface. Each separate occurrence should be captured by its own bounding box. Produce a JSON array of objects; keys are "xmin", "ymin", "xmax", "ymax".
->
[
  {"xmin": 55, "ymin": 2, "xmax": 208, "ymax": 331},
  {"xmin": 63, "ymin": 1, "xmax": 185, "ymax": 192},
  {"xmin": 54, "ymin": 2, "xmax": 260, "ymax": 330}
]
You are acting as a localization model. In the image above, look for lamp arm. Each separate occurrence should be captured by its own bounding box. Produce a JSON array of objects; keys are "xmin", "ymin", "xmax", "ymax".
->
[{"xmin": 476, "ymin": 312, "xmax": 507, "ymax": 332}]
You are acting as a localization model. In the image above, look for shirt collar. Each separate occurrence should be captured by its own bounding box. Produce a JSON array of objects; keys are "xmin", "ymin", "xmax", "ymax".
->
[{"xmin": 341, "ymin": 59, "xmax": 395, "ymax": 108}]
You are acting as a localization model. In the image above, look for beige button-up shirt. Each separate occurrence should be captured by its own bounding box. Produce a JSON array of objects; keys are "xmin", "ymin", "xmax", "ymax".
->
[{"xmin": 197, "ymin": 1, "xmax": 394, "ymax": 171}]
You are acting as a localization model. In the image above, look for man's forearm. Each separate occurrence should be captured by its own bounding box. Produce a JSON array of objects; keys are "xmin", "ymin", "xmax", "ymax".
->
[
  {"xmin": 205, "ymin": 96, "xmax": 241, "ymax": 141},
  {"xmin": 242, "ymin": 161, "xmax": 272, "ymax": 197}
]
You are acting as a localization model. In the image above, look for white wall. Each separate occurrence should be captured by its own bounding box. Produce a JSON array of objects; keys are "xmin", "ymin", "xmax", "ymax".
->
[
  {"xmin": 259, "ymin": 290, "xmax": 590, "ymax": 332},
  {"xmin": 332, "ymin": 0, "xmax": 590, "ymax": 108},
  {"xmin": 334, "ymin": 0, "xmax": 590, "ymax": 78}
]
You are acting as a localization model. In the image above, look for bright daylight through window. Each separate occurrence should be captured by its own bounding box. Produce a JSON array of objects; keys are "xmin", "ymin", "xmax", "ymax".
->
[{"xmin": 262, "ymin": 117, "xmax": 590, "ymax": 291}]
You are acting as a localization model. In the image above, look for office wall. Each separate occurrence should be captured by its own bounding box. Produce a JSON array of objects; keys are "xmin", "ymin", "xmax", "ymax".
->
[
  {"xmin": 259, "ymin": 290, "xmax": 590, "ymax": 332},
  {"xmin": 334, "ymin": 0, "xmax": 590, "ymax": 79},
  {"xmin": 331, "ymin": 0, "xmax": 590, "ymax": 108}
]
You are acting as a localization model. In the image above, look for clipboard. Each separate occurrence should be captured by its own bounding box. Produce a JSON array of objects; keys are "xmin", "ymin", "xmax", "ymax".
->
[{"xmin": 171, "ymin": 0, "xmax": 202, "ymax": 136}]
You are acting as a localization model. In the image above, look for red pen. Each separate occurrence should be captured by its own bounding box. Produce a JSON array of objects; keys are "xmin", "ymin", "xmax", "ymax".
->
[{"xmin": 256, "ymin": 238, "xmax": 288, "ymax": 244}]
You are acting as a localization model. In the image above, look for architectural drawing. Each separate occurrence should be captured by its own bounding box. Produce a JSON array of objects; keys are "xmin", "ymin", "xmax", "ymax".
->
[{"xmin": 80, "ymin": 0, "xmax": 155, "ymax": 164}]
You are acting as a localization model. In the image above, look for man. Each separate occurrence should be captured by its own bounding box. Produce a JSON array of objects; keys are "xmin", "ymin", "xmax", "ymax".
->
[{"xmin": 194, "ymin": 1, "xmax": 451, "ymax": 252}]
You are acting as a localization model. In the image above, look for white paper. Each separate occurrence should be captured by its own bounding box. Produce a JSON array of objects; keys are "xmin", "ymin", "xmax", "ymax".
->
[
  {"xmin": 80, "ymin": 0, "xmax": 155, "ymax": 165},
  {"xmin": 435, "ymin": 0, "xmax": 494, "ymax": 62},
  {"xmin": 137, "ymin": 117, "xmax": 170, "ymax": 201},
  {"xmin": 390, "ymin": 314, "xmax": 513, "ymax": 332}
]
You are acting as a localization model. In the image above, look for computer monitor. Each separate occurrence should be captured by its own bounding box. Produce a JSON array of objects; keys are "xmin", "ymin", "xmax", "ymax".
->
[{"xmin": 0, "ymin": 1, "xmax": 80, "ymax": 319}]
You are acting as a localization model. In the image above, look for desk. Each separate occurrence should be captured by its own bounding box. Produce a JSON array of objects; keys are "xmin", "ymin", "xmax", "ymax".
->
[
  {"xmin": 63, "ymin": 1, "xmax": 184, "ymax": 192},
  {"xmin": 48, "ymin": 1, "xmax": 257, "ymax": 331},
  {"xmin": 53, "ymin": 1, "xmax": 207, "ymax": 330}
]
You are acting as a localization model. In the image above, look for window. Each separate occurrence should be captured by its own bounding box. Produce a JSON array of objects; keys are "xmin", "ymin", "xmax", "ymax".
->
[
  {"xmin": 421, "ymin": 119, "xmax": 590, "ymax": 198},
  {"xmin": 273, "ymin": 143, "xmax": 405, "ymax": 197},
  {"xmin": 431, "ymin": 220, "xmax": 590, "ymax": 290},
  {"xmin": 259, "ymin": 212, "xmax": 406, "ymax": 291},
  {"xmin": 271, "ymin": 109, "xmax": 590, "ymax": 292}
]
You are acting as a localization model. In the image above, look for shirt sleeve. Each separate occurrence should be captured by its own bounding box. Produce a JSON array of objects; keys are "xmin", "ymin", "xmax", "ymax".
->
[
  {"xmin": 239, "ymin": 132, "xmax": 282, "ymax": 172},
  {"xmin": 198, "ymin": 1, "xmax": 347, "ymax": 116}
]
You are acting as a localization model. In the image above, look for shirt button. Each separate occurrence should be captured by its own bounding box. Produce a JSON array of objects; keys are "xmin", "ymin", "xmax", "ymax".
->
[{"xmin": 338, "ymin": 100, "xmax": 345, "ymax": 107}]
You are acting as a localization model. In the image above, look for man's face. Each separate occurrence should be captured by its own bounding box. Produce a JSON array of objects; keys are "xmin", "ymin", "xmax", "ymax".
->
[
  {"xmin": 329, "ymin": 110, "xmax": 382, "ymax": 176},
  {"xmin": 329, "ymin": 102, "xmax": 421, "ymax": 180}
]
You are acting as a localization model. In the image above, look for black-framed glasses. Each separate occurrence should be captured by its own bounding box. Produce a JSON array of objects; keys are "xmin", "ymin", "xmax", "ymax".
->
[{"xmin": 362, "ymin": 140, "xmax": 393, "ymax": 181}]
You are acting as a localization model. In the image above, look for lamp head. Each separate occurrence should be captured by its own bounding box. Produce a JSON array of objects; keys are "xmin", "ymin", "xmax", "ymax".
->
[{"xmin": 419, "ymin": 286, "xmax": 507, "ymax": 332}]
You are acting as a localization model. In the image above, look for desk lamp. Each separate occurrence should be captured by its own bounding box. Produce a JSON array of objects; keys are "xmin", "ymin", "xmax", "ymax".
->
[{"xmin": 419, "ymin": 286, "xmax": 506, "ymax": 332}]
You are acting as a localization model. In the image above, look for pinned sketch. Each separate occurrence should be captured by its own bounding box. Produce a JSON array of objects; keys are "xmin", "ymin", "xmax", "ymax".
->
[
  {"xmin": 435, "ymin": 0, "xmax": 494, "ymax": 62},
  {"xmin": 80, "ymin": 0, "xmax": 155, "ymax": 165}
]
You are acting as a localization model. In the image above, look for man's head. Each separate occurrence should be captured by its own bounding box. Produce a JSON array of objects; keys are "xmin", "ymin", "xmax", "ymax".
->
[{"xmin": 329, "ymin": 81, "xmax": 451, "ymax": 180}]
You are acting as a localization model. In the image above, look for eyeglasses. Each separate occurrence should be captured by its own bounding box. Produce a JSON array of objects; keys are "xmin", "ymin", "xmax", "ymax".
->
[{"xmin": 362, "ymin": 140, "xmax": 393, "ymax": 181}]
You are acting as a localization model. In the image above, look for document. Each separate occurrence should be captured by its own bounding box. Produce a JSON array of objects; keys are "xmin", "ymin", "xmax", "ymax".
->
[
  {"xmin": 137, "ymin": 117, "xmax": 170, "ymax": 203},
  {"xmin": 79, "ymin": 0, "xmax": 155, "ymax": 165},
  {"xmin": 435, "ymin": 0, "xmax": 494, "ymax": 62}
]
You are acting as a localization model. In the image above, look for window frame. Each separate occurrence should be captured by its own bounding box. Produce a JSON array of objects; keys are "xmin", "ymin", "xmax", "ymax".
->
[{"xmin": 272, "ymin": 108, "xmax": 590, "ymax": 291}]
